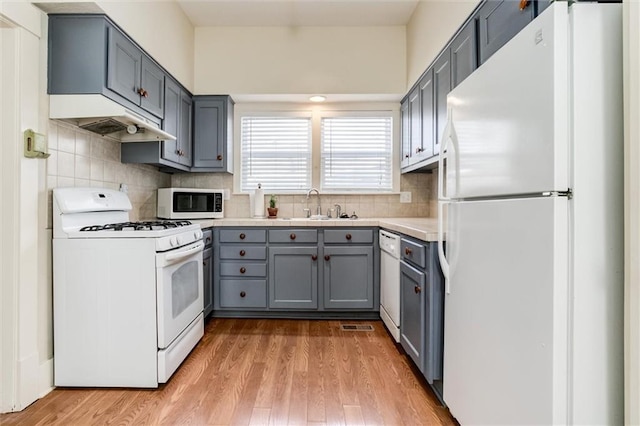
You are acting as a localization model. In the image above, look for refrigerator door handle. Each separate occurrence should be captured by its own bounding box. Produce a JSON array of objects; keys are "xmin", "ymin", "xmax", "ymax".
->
[
  {"xmin": 438, "ymin": 200, "xmax": 450, "ymax": 288},
  {"xmin": 438, "ymin": 108, "xmax": 459, "ymax": 202}
]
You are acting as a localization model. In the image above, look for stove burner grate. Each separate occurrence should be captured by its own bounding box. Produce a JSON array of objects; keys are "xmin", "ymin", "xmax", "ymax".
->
[{"xmin": 80, "ymin": 220, "xmax": 192, "ymax": 232}]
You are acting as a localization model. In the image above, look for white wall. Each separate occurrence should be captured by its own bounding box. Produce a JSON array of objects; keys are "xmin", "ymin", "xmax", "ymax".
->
[
  {"xmin": 194, "ymin": 26, "xmax": 406, "ymax": 96},
  {"xmin": 623, "ymin": 0, "xmax": 640, "ymax": 423},
  {"xmin": 97, "ymin": 1, "xmax": 195, "ymax": 91},
  {"xmin": 406, "ymin": 0, "xmax": 480, "ymax": 90}
]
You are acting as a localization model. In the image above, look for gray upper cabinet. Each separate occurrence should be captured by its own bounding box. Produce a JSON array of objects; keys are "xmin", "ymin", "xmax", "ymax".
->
[
  {"xmin": 48, "ymin": 15, "xmax": 165, "ymax": 120},
  {"xmin": 419, "ymin": 69, "xmax": 435, "ymax": 160},
  {"xmin": 121, "ymin": 77, "xmax": 192, "ymax": 171},
  {"xmin": 433, "ymin": 49, "xmax": 451, "ymax": 156},
  {"xmin": 478, "ymin": 0, "xmax": 535, "ymax": 65},
  {"xmin": 161, "ymin": 77, "xmax": 192, "ymax": 167},
  {"xmin": 107, "ymin": 26, "xmax": 165, "ymax": 118},
  {"xmin": 451, "ymin": 16, "xmax": 478, "ymax": 89},
  {"xmin": 408, "ymin": 87, "xmax": 421, "ymax": 165},
  {"xmin": 269, "ymin": 246, "xmax": 319, "ymax": 310},
  {"xmin": 400, "ymin": 99, "xmax": 411, "ymax": 168},
  {"xmin": 192, "ymin": 95, "xmax": 234, "ymax": 173}
]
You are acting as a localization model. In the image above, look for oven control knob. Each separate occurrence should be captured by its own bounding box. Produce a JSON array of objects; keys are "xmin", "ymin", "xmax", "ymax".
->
[
  {"xmin": 177, "ymin": 236, "xmax": 184, "ymax": 245},
  {"xmin": 194, "ymin": 231, "xmax": 200, "ymax": 240},
  {"xmin": 170, "ymin": 237, "xmax": 177, "ymax": 247}
]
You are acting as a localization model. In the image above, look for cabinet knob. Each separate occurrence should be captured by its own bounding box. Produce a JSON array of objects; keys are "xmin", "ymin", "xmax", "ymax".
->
[
  {"xmin": 416, "ymin": 148, "xmax": 424, "ymax": 153},
  {"xmin": 137, "ymin": 88, "xmax": 148, "ymax": 98},
  {"xmin": 311, "ymin": 255, "xmax": 318, "ymax": 261},
  {"xmin": 239, "ymin": 233, "xmax": 246, "ymax": 240},
  {"xmin": 345, "ymin": 233, "xmax": 352, "ymax": 240},
  {"xmin": 405, "ymin": 154, "xmax": 410, "ymax": 159},
  {"xmin": 217, "ymin": 154, "xmax": 223, "ymax": 161},
  {"xmin": 324, "ymin": 255, "xmax": 331, "ymax": 261},
  {"xmin": 519, "ymin": 0, "xmax": 530, "ymax": 10},
  {"xmin": 414, "ymin": 285, "xmax": 421, "ymax": 294},
  {"xmin": 290, "ymin": 233, "xmax": 296, "ymax": 240},
  {"xmin": 240, "ymin": 267, "xmax": 246, "ymax": 274},
  {"xmin": 405, "ymin": 247, "xmax": 412, "ymax": 255},
  {"xmin": 240, "ymin": 291, "xmax": 246, "ymax": 298},
  {"xmin": 239, "ymin": 249, "xmax": 246, "ymax": 256},
  {"xmin": 205, "ymin": 237, "xmax": 211, "ymax": 244}
]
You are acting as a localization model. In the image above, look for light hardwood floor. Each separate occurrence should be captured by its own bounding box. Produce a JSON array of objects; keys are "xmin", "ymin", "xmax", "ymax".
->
[{"xmin": 1, "ymin": 319, "xmax": 456, "ymax": 425}]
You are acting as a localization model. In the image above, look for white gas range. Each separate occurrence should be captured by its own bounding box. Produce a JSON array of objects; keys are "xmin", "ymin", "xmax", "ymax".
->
[{"xmin": 52, "ymin": 187, "xmax": 205, "ymax": 387}]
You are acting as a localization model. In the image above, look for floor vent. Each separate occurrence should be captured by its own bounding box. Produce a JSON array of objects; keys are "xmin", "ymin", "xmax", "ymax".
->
[{"xmin": 340, "ymin": 324, "xmax": 374, "ymax": 331}]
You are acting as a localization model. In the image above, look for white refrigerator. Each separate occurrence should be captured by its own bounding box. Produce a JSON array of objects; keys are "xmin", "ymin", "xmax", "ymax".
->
[{"xmin": 437, "ymin": 2, "xmax": 624, "ymax": 425}]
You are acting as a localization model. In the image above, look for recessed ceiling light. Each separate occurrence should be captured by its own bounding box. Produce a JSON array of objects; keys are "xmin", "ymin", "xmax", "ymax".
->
[{"xmin": 309, "ymin": 95, "xmax": 326, "ymax": 102}]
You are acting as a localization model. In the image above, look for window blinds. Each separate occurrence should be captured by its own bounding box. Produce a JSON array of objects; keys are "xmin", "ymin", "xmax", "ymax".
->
[
  {"xmin": 321, "ymin": 116, "xmax": 393, "ymax": 191},
  {"xmin": 241, "ymin": 116, "xmax": 312, "ymax": 191}
]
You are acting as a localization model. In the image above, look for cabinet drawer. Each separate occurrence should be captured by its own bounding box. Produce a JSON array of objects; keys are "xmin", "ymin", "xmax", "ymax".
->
[
  {"xmin": 219, "ymin": 280, "xmax": 267, "ymax": 308},
  {"xmin": 269, "ymin": 229, "xmax": 318, "ymax": 244},
  {"xmin": 219, "ymin": 229, "xmax": 266, "ymax": 243},
  {"xmin": 401, "ymin": 239, "xmax": 427, "ymax": 269},
  {"xmin": 324, "ymin": 229, "xmax": 373, "ymax": 244},
  {"xmin": 219, "ymin": 246, "xmax": 266, "ymax": 260},
  {"xmin": 202, "ymin": 229, "xmax": 213, "ymax": 247},
  {"xmin": 220, "ymin": 262, "xmax": 266, "ymax": 278}
]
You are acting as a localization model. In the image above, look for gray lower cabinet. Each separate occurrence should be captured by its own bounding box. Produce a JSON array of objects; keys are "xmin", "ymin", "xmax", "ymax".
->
[
  {"xmin": 399, "ymin": 237, "xmax": 445, "ymax": 400},
  {"xmin": 323, "ymin": 246, "xmax": 374, "ymax": 309},
  {"xmin": 269, "ymin": 246, "xmax": 319, "ymax": 309},
  {"xmin": 202, "ymin": 229, "xmax": 213, "ymax": 318}
]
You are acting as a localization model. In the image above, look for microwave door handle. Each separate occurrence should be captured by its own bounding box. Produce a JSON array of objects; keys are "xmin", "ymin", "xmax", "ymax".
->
[{"xmin": 164, "ymin": 241, "xmax": 204, "ymax": 263}]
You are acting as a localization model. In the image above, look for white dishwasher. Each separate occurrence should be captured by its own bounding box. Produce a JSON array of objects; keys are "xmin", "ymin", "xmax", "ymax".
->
[{"xmin": 379, "ymin": 229, "xmax": 401, "ymax": 342}]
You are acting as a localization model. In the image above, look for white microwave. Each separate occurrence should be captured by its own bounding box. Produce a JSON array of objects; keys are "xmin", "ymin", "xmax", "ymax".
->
[{"xmin": 157, "ymin": 188, "xmax": 224, "ymax": 219}]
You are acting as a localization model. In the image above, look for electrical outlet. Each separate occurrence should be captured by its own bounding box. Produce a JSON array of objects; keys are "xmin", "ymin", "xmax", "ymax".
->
[
  {"xmin": 400, "ymin": 191, "xmax": 412, "ymax": 203},
  {"xmin": 119, "ymin": 183, "xmax": 128, "ymax": 194}
]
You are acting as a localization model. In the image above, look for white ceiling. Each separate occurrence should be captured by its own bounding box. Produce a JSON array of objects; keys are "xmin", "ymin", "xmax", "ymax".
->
[{"xmin": 176, "ymin": 0, "xmax": 420, "ymax": 27}]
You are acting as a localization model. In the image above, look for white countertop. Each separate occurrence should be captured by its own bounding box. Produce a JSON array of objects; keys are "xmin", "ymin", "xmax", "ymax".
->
[{"xmin": 191, "ymin": 217, "xmax": 439, "ymax": 242}]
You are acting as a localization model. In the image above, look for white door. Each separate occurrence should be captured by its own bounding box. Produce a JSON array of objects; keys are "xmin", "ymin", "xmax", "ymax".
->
[{"xmin": 443, "ymin": 196, "xmax": 569, "ymax": 425}]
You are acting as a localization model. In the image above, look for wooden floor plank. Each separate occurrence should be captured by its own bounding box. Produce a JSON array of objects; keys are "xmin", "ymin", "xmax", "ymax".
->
[{"xmin": 0, "ymin": 319, "xmax": 455, "ymax": 426}]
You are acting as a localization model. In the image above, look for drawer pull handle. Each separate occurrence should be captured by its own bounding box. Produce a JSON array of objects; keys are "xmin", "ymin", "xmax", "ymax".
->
[
  {"xmin": 311, "ymin": 255, "xmax": 318, "ymax": 261},
  {"xmin": 240, "ymin": 267, "xmax": 246, "ymax": 274},
  {"xmin": 414, "ymin": 285, "xmax": 421, "ymax": 294},
  {"xmin": 290, "ymin": 233, "xmax": 296, "ymax": 240},
  {"xmin": 345, "ymin": 233, "xmax": 352, "ymax": 240},
  {"xmin": 324, "ymin": 255, "xmax": 331, "ymax": 261},
  {"xmin": 239, "ymin": 250, "xmax": 246, "ymax": 256},
  {"xmin": 405, "ymin": 247, "xmax": 412, "ymax": 255},
  {"xmin": 239, "ymin": 233, "xmax": 246, "ymax": 240},
  {"xmin": 240, "ymin": 291, "xmax": 246, "ymax": 298},
  {"xmin": 217, "ymin": 154, "xmax": 223, "ymax": 161},
  {"xmin": 205, "ymin": 237, "xmax": 211, "ymax": 244}
]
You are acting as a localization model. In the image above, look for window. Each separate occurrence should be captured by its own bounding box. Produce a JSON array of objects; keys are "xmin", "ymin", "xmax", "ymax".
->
[
  {"xmin": 240, "ymin": 116, "xmax": 312, "ymax": 192},
  {"xmin": 321, "ymin": 116, "xmax": 393, "ymax": 191}
]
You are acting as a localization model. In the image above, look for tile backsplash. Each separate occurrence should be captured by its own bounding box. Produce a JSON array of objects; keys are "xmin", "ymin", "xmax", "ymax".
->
[
  {"xmin": 171, "ymin": 172, "xmax": 436, "ymax": 219},
  {"xmin": 46, "ymin": 119, "xmax": 437, "ymax": 224},
  {"xmin": 46, "ymin": 120, "xmax": 170, "ymax": 226}
]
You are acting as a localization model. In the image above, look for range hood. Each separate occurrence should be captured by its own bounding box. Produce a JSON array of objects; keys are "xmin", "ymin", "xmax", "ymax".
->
[{"xmin": 50, "ymin": 94, "xmax": 176, "ymax": 142}]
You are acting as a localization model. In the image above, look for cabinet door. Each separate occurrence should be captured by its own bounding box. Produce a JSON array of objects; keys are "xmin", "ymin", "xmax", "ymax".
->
[
  {"xmin": 107, "ymin": 27, "xmax": 141, "ymax": 107},
  {"xmin": 269, "ymin": 246, "xmax": 318, "ymax": 309},
  {"xmin": 179, "ymin": 91, "xmax": 193, "ymax": 166},
  {"xmin": 478, "ymin": 0, "xmax": 535, "ymax": 65},
  {"xmin": 400, "ymin": 98, "xmax": 410, "ymax": 168},
  {"xmin": 193, "ymin": 98, "xmax": 225, "ymax": 170},
  {"xmin": 400, "ymin": 261, "xmax": 426, "ymax": 373},
  {"xmin": 408, "ymin": 86, "xmax": 421, "ymax": 166},
  {"xmin": 323, "ymin": 246, "xmax": 374, "ymax": 310},
  {"xmin": 140, "ymin": 56, "xmax": 165, "ymax": 118},
  {"xmin": 419, "ymin": 69, "xmax": 435, "ymax": 160},
  {"xmin": 451, "ymin": 18, "xmax": 478, "ymax": 89},
  {"xmin": 203, "ymin": 247, "xmax": 213, "ymax": 318},
  {"xmin": 162, "ymin": 78, "xmax": 181, "ymax": 165},
  {"xmin": 433, "ymin": 49, "xmax": 451, "ymax": 156}
]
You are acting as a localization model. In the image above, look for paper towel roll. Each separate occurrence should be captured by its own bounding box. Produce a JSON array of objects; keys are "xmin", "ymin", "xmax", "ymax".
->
[{"xmin": 253, "ymin": 184, "xmax": 265, "ymax": 218}]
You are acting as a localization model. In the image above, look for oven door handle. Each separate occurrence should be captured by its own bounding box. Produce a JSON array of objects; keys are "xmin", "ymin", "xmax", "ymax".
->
[{"xmin": 164, "ymin": 241, "xmax": 204, "ymax": 263}]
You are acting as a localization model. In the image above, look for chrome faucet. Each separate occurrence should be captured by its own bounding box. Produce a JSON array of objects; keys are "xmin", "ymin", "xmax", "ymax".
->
[
  {"xmin": 306, "ymin": 188, "xmax": 322, "ymax": 216},
  {"xmin": 334, "ymin": 204, "xmax": 342, "ymax": 218}
]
